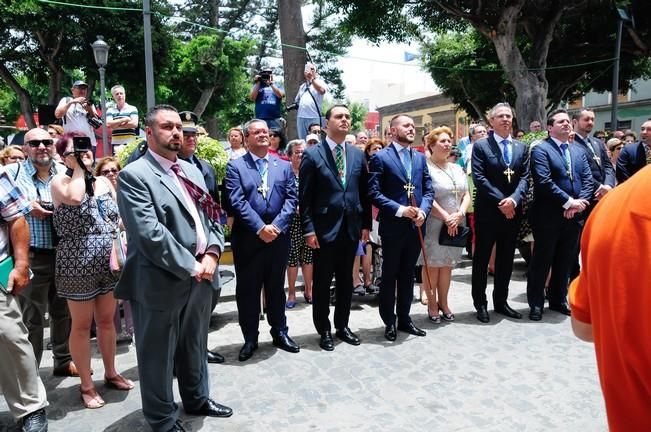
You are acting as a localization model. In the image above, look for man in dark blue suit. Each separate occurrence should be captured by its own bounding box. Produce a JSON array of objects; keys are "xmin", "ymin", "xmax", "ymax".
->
[
  {"xmin": 526, "ymin": 109, "xmax": 593, "ymax": 321},
  {"xmin": 299, "ymin": 105, "xmax": 372, "ymax": 351},
  {"xmin": 178, "ymin": 111, "xmax": 225, "ymax": 365},
  {"xmin": 471, "ymin": 103, "xmax": 529, "ymax": 323},
  {"xmin": 225, "ymin": 119, "xmax": 300, "ymax": 361},
  {"xmin": 616, "ymin": 119, "xmax": 651, "ymax": 183},
  {"xmin": 368, "ymin": 114, "xmax": 434, "ymax": 341},
  {"xmin": 570, "ymin": 109, "xmax": 616, "ymax": 279}
]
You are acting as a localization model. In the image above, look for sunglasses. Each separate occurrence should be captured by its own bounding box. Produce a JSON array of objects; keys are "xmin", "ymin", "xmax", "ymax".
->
[
  {"xmin": 612, "ymin": 145, "xmax": 624, "ymax": 152},
  {"xmin": 27, "ymin": 139, "xmax": 54, "ymax": 148},
  {"xmin": 101, "ymin": 168, "xmax": 119, "ymax": 175}
]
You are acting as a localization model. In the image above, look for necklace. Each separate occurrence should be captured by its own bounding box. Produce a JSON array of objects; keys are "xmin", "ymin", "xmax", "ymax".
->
[{"xmin": 432, "ymin": 160, "xmax": 459, "ymax": 198}]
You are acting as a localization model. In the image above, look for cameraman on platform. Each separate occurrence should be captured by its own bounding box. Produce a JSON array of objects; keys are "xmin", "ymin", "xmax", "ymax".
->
[
  {"xmin": 55, "ymin": 80, "xmax": 101, "ymax": 154},
  {"xmin": 249, "ymin": 69, "xmax": 285, "ymax": 131},
  {"xmin": 292, "ymin": 62, "xmax": 327, "ymax": 140}
]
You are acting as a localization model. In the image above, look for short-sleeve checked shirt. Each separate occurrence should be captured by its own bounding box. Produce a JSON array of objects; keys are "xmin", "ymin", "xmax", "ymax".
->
[
  {"xmin": 4, "ymin": 160, "xmax": 65, "ymax": 249},
  {"xmin": 0, "ymin": 167, "xmax": 31, "ymax": 261}
]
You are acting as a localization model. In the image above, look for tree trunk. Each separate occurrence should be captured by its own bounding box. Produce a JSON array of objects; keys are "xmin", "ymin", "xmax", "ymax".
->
[
  {"xmin": 194, "ymin": 87, "xmax": 216, "ymax": 118},
  {"xmin": 278, "ymin": 0, "xmax": 307, "ymax": 140},
  {"xmin": 489, "ymin": 3, "xmax": 547, "ymax": 130},
  {"xmin": 205, "ymin": 117, "xmax": 219, "ymax": 138},
  {"xmin": 0, "ymin": 63, "xmax": 36, "ymax": 129}
]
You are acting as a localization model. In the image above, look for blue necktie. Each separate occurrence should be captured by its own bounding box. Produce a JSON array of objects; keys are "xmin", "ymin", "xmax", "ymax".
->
[
  {"xmin": 501, "ymin": 139, "xmax": 511, "ymax": 165},
  {"xmin": 401, "ymin": 147, "xmax": 412, "ymax": 180},
  {"xmin": 560, "ymin": 143, "xmax": 572, "ymax": 177}
]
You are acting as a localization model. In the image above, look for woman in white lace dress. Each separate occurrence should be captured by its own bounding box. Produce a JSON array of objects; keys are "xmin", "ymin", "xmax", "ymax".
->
[{"xmin": 417, "ymin": 126, "xmax": 470, "ymax": 323}]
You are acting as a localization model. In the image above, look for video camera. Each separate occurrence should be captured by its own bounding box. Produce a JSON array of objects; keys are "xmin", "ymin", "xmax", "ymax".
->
[{"xmin": 256, "ymin": 69, "xmax": 272, "ymax": 83}]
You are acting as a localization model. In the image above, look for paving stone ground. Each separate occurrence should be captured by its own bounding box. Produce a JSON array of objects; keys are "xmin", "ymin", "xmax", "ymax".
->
[{"xmin": 0, "ymin": 256, "xmax": 607, "ymax": 431}]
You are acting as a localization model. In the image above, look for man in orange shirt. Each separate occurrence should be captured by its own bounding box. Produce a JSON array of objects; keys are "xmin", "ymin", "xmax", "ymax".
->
[{"xmin": 569, "ymin": 165, "xmax": 651, "ymax": 431}]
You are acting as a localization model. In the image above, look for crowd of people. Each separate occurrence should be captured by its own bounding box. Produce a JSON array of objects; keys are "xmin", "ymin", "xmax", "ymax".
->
[{"xmin": 1, "ymin": 69, "xmax": 650, "ymax": 432}]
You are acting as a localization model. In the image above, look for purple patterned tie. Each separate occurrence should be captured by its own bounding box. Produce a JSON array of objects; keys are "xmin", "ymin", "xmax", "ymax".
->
[{"xmin": 171, "ymin": 164, "xmax": 222, "ymax": 223}]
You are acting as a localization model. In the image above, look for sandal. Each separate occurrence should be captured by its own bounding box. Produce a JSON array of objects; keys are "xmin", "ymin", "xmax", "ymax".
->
[
  {"xmin": 80, "ymin": 386, "xmax": 105, "ymax": 409},
  {"xmin": 104, "ymin": 374, "xmax": 135, "ymax": 391}
]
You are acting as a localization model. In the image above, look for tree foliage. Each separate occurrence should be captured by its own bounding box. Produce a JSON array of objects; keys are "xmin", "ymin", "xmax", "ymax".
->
[{"xmin": 327, "ymin": 0, "xmax": 651, "ymax": 127}]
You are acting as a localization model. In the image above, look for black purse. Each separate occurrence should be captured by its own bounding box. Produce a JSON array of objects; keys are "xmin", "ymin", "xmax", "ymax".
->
[{"xmin": 439, "ymin": 225, "xmax": 470, "ymax": 247}]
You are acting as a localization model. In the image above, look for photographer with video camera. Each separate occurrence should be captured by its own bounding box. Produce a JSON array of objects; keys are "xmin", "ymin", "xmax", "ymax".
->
[
  {"xmin": 250, "ymin": 69, "xmax": 285, "ymax": 131},
  {"xmin": 290, "ymin": 62, "xmax": 327, "ymax": 140},
  {"xmin": 51, "ymin": 132, "xmax": 134, "ymax": 409},
  {"xmin": 55, "ymin": 80, "xmax": 102, "ymax": 154}
]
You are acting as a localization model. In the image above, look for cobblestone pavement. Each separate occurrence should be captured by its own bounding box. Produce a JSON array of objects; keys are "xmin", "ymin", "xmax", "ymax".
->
[{"xmin": 0, "ymin": 257, "xmax": 607, "ymax": 431}]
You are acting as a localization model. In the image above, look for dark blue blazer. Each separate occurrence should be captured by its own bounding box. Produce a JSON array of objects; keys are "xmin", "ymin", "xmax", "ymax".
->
[
  {"xmin": 616, "ymin": 141, "xmax": 647, "ymax": 183},
  {"xmin": 530, "ymin": 138, "xmax": 593, "ymax": 224},
  {"xmin": 471, "ymin": 135, "xmax": 529, "ymax": 218},
  {"xmin": 573, "ymin": 134, "xmax": 615, "ymax": 193},
  {"xmin": 225, "ymin": 152, "xmax": 297, "ymax": 235},
  {"xmin": 299, "ymin": 140, "xmax": 372, "ymax": 244},
  {"xmin": 368, "ymin": 144, "xmax": 434, "ymax": 238}
]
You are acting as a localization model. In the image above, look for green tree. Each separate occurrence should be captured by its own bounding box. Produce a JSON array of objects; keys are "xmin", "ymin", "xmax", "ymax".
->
[{"xmin": 326, "ymin": 0, "xmax": 651, "ymax": 127}]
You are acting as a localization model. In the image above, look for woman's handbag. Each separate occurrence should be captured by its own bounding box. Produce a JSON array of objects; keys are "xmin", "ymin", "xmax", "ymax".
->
[{"xmin": 438, "ymin": 225, "xmax": 471, "ymax": 247}]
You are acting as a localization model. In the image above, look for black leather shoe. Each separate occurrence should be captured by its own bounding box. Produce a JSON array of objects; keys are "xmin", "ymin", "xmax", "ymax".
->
[
  {"xmin": 186, "ymin": 398, "xmax": 233, "ymax": 418},
  {"xmin": 494, "ymin": 303, "xmax": 523, "ymax": 319},
  {"xmin": 549, "ymin": 302, "xmax": 571, "ymax": 316},
  {"xmin": 397, "ymin": 321, "xmax": 426, "ymax": 337},
  {"xmin": 238, "ymin": 341, "xmax": 258, "ymax": 362},
  {"xmin": 22, "ymin": 408, "xmax": 47, "ymax": 432},
  {"xmin": 168, "ymin": 420, "xmax": 186, "ymax": 432},
  {"xmin": 384, "ymin": 324, "xmax": 397, "ymax": 341},
  {"xmin": 319, "ymin": 331, "xmax": 334, "ymax": 351},
  {"xmin": 207, "ymin": 350, "xmax": 225, "ymax": 364},
  {"xmin": 476, "ymin": 305, "xmax": 490, "ymax": 323},
  {"xmin": 272, "ymin": 333, "xmax": 300, "ymax": 353},
  {"xmin": 529, "ymin": 306, "xmax": 543, "ymax": 321},
  {"xmin": 335, "ymin": 327, "xmax": 361, "ymax": 345}
]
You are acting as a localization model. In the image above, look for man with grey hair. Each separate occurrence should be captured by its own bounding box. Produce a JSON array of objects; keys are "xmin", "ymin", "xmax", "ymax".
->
[
  {"xmin": 225, "ymin": 118, "xmax": 300, "ymax": 362},
  {"xmin": 471, "ymin": 103, "xmax": 530, "ymax": 323},
  {"xmin": 529, "ymin": 120, "xmax": 542, "ymax": 132},
  {"xmin": 106, "ymin": 84, "xmax": 139, "ymax": 152}
]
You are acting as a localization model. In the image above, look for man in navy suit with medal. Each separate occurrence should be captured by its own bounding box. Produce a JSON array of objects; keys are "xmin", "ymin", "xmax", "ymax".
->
[
  {"xmin": 526, "ymin": 109, "xmax": 592, "ymax": 321},
  {"xmin": 299, "ymin": 105, "xmax": 372, "ymax": 351},
  {"xmin": 225, "ymin": 119, "xmax": 300, "ymax": 362},
  {"xmin": 471, "ymin": 103, "xmax": 529, "ymax": 323},
  {"xmin": 368, "ymin": 114, "xmax": 434, "ymax": 341}
]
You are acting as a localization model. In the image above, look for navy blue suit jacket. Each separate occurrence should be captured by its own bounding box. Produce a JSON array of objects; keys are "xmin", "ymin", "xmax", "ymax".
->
[
  {"xmin": 530, "ymin": 138, "xmax": 593, "ymax": 225},
  {"xmin": 573, "ymin": 135, "xmax": 615, "ymax": 194},
  {"xmin": 616, "ymin": 141, "xmax": 647, "ymax": 183},
  {"xmin": 299, "ymin": 139, "xmax": 372, "ymax": 244},
  {"xmin": 368, "ymin": 145, "xmax": 434, "ymax": 238},
  {"xmin": 471, "ymin": 135, "xmax": 529, "ymax": 219},
  {"xmin": 225, "ymin": 152, "xmax": 297, "ymax": 235}
]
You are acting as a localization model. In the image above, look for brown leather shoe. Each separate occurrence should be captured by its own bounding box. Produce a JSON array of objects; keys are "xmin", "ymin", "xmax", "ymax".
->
[{"xmin": 53, "ymin": 361, "xmax": 92, "ymax": 377}]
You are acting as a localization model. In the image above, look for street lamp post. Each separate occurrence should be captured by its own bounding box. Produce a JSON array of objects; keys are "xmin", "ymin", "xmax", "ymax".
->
[
  {"xmin": 611, "ymin": 8, "xmax": 632, "ymax": 133},
  {"xmin": 91, "ymin": 36, "xmax": 110, "ymax": 157}
]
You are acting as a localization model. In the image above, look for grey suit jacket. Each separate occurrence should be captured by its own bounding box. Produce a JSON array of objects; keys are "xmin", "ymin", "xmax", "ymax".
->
[{"xmin": 115, "ymin": 151, "xmax": 224, "ymax": 311}]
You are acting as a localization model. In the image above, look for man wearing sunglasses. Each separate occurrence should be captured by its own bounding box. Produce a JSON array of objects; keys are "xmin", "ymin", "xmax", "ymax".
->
[{"xmin": 4, "ymin": 127, "xmax": 74, "ymax": 377}]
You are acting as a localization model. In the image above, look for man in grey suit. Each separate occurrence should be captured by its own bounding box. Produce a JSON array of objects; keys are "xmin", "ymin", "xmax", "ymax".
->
[{"xmin": 116, "ymin": 105, "xmax": 232, "ymax": 432}]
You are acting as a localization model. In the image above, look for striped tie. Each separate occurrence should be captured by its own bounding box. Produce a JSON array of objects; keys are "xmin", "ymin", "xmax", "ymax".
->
[{"xmin": 335, "ymin": 144, "xmax": 345, "ymax": 186}]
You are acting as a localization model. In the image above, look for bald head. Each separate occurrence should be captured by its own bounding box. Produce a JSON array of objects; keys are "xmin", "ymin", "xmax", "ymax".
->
[{"xmin": 24, "ymin": 127, "xmax": 55, "ymax": 167}]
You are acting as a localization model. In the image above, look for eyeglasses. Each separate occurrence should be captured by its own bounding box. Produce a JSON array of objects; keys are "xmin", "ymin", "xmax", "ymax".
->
[
  {"xmin": 27, "ymin": 139, "xmax": 54, "ymax": 148},
  {"xmin": 101, "ymin": 168, "xmax": 119, "ymax": 175},
  {"xmin": 612, "ymin": 145, "xmax": 624, "ymax": 152}
]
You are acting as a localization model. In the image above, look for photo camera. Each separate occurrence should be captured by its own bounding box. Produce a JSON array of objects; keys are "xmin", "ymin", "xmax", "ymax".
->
[{"xmin": 72, "ymin": 136, "xmax": 92, "ymax": 153}]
